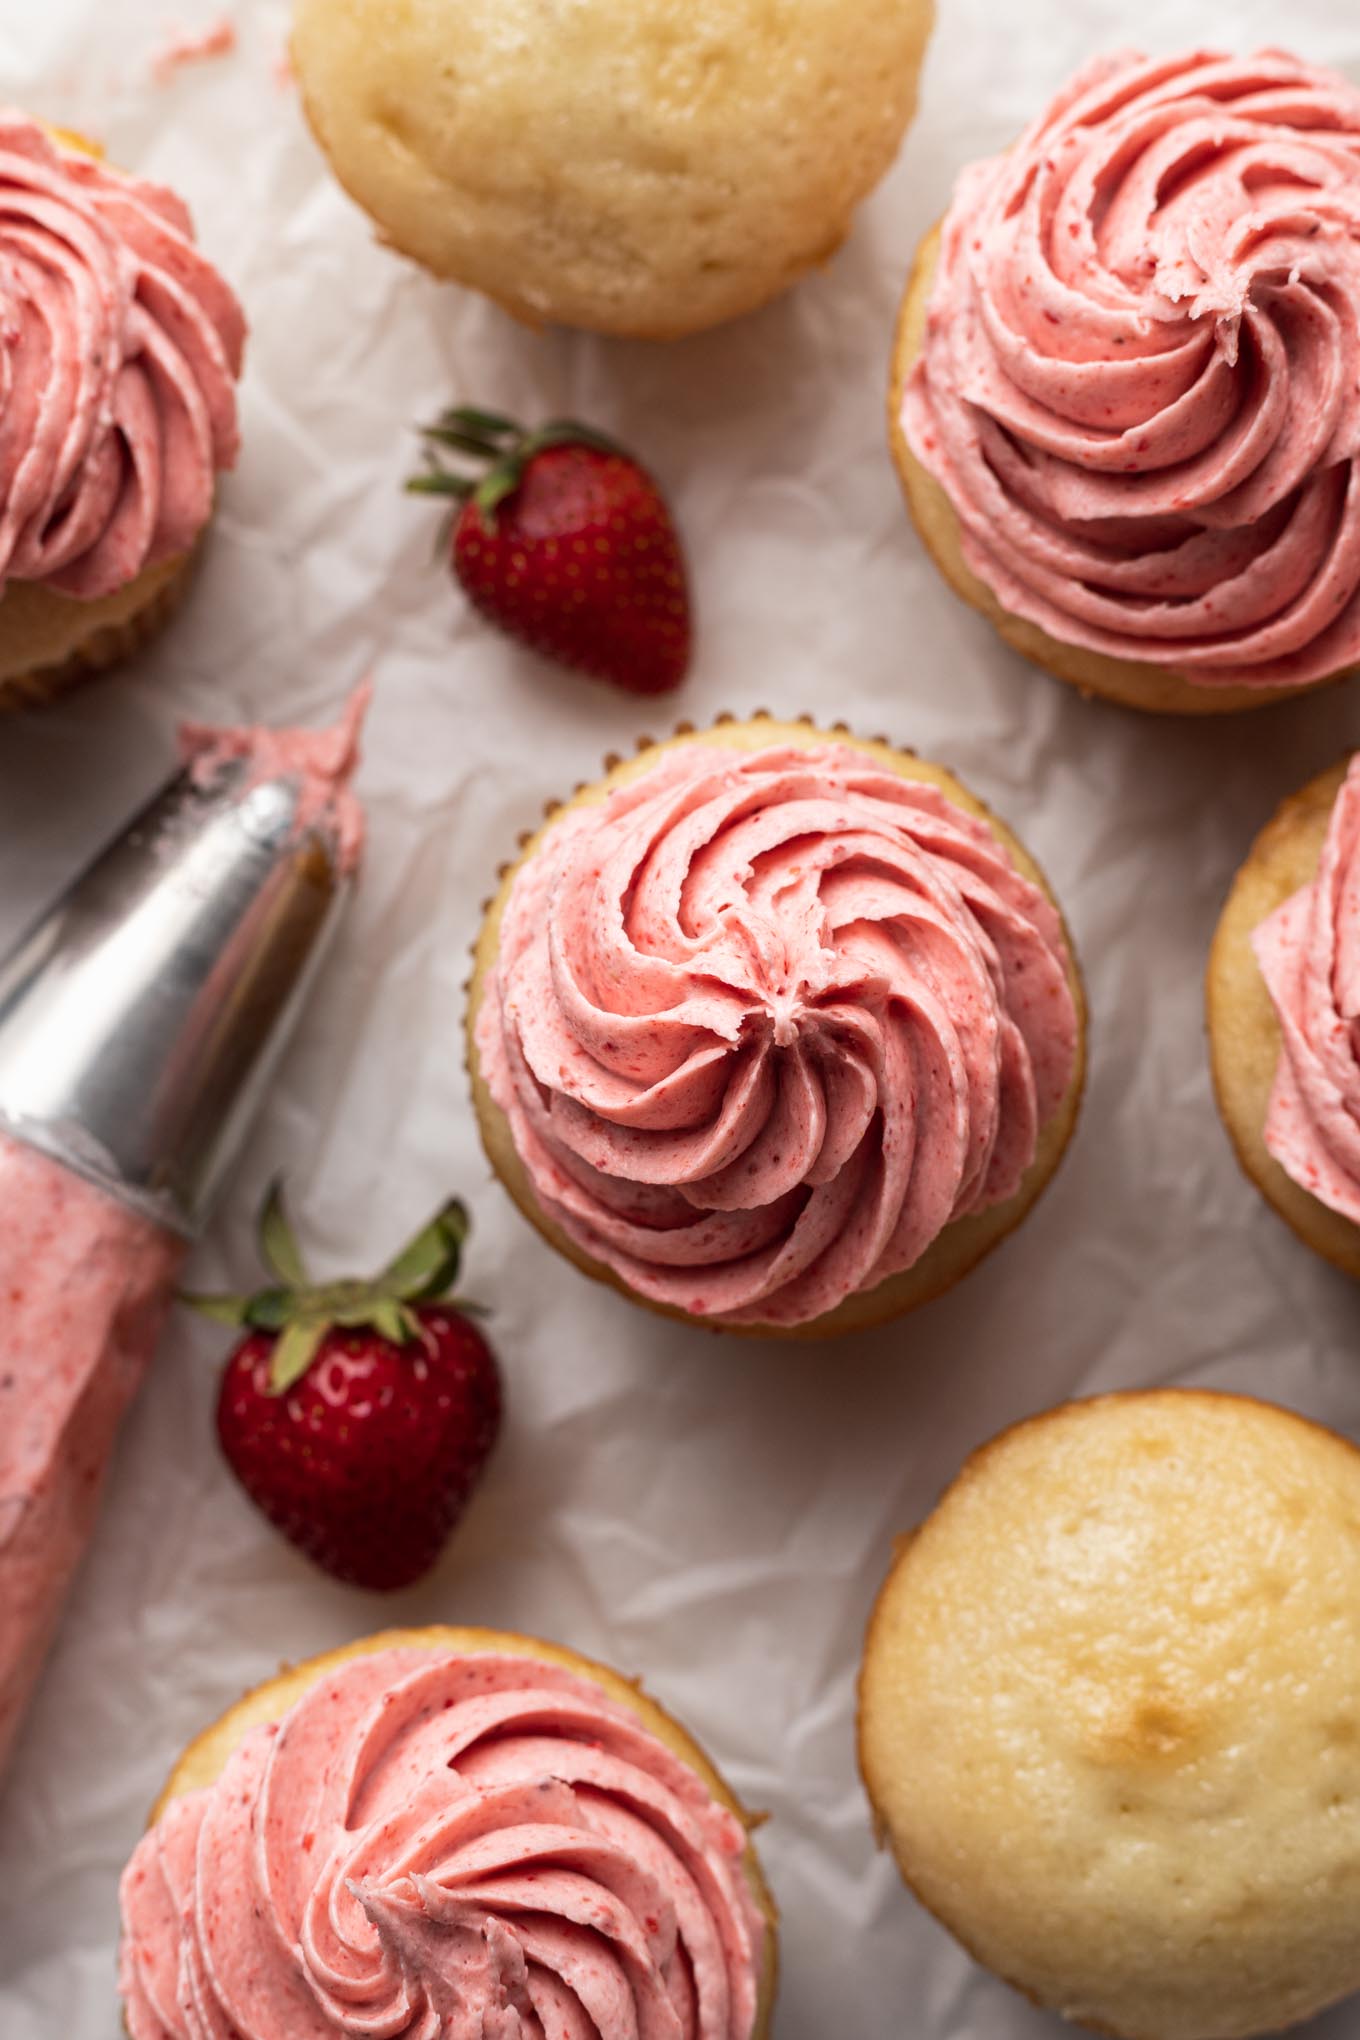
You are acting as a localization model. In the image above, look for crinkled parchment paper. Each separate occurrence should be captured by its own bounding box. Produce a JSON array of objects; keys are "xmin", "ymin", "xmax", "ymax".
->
[{"xmin": 4, "ymin": 1, "xmax": 1360, "ymax": 2034}]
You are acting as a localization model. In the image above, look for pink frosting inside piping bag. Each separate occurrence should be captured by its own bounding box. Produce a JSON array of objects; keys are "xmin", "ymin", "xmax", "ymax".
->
[
  {"xmin": 119, "ymin": 1644, "xmax": 766, "ymax": 2040},
  {"xmin": 179, "ymin": 681, "xmax": 371, "ymax": 877},
  {"xmin": 0, "ymin": 1133, "xmax": 186, "ymax": 1778},
  {"xmin": 0, "ymin": 113, "xmax": 244, "ymax": 601},
  {"xmin": 904, "ymin": 48, "xmax": 1360, "ymax": 690},
  {"xmin": 1253, "ymin": 757, "xmax": 1360, "ymax": 1219},
  {"xmin": 477, "ymin": 743, "xmax": 1077, "ymax": 1328}
]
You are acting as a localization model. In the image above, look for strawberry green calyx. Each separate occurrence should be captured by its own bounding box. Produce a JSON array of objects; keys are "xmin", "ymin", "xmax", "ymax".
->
[
  {"xmin": 407, "ymin": 405, "xmax": 623, "ymax": 519},
  {"xmin": 185, "ymin": 1184, "xmax": 472, "ymax": 1397}
]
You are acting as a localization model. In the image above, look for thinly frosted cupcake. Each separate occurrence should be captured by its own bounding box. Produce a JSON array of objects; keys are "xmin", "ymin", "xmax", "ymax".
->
[
  {"xmin": 119, "ymin": 1627, "xmax": 776, "ymax": 2039},
  {"xmin": 1209, "ymin": 755, "xmax": 1360, "ymax": 1277},
  {"xmin": 0, "ymin": 117, "xmax": 245, "ymax": 710},
  {"xmin": 469, "ymin": 717, "xmax": 1085, "ymax": 1337},
  {"xmin": 893, "ymin": 49, "xmax": 1360, "ymax": 715}
]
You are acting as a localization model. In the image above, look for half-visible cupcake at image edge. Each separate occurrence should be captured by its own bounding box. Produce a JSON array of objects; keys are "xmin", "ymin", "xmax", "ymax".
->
[
  {"xmin": 118, "ymin": 1626, "xmax": 778, "ymax": 2039},
  {"xmin": 1209, "ymin": 751, "xmax": 1360, "ymax": 1278},
  {"xmin": 290, "ymin": 0, "xmax": 935, "ymax": 340},
  {"xmin": 891, "ymin": 48, "xmax": 1360, "ymax": 716},
  {"xmin": 0, "ymin": 115, "xmax": 245, "ymax": 711},
  {"xmin": 467, "ymin": 716, "xmax": 1086, "ymax": 1339},
  {"xmin": 859, "ymin": 1391, "xmax": 1360, "ymax": 2040}
]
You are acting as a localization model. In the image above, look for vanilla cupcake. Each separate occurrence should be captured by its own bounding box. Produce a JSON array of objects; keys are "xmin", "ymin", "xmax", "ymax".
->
[
  {"xmin": 468, "ymin": 717, "xmax": 1085, "ymax": 1338},
  {"xmin": 0, "ymin": 117, "xmax": 245, "ymax": 711},
  {"xmin": 291, "ymin": 0, "xmax": 934, "ymax": 340},
  {"xmin": 119, "ymin": 1626, "xmax": 776, "ymax": 2039},
  {"xmin": 1209, "ymin": 755, "xmax": 1360, "ymax": 1277},
  {"xmin": 892, "ymin": 50, "xmax": 1360, "ymax": 716},
  {"xmin": 860, "ymin": 1391, "xmax": 1360, "ymax": 2040}
]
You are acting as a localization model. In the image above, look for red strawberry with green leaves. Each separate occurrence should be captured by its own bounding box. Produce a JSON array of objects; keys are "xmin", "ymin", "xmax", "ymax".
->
[
  {"xmin": 190, "ymin": 1188, "xmax": 502, "ymax": 1592},
  {"xmin": 408, "ymin": 406, "xmax": 691, "ymax": 695}
]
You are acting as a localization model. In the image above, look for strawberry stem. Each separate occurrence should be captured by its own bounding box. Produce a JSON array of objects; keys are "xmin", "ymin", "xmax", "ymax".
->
[
  {"xmin": 408, "ymin": 409, "xmax": 625, "ymax": 525},
  {"xmin": 185, "ymin": 1188, "xmax": 479, "ymax": 1399}
]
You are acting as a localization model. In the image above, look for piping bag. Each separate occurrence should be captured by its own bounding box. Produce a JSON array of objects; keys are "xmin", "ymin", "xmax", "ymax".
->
[{"xmin": 0, "ymin": 689, "xmax": 368, "ymax": 1779}]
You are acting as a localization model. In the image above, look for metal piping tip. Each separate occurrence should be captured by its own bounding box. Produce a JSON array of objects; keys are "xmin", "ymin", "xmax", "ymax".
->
[{"xmin": 0, "ymin": 692, "xmax": 368, "ymax": 1234}]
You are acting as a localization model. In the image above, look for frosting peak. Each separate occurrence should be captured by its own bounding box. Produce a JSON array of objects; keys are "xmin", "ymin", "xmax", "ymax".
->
[
  {"xmin": 477, "ymin": 742, "xmax": 1077, "ymax": 1327},
  {"xmin": 1253, "ymin": 757, "xmax": 1360, "ymax": 1217},
  {"xmin": 120, "ymin": 1646, "xmax": 765, "ymax": 2040},
  {"xmin": 0, "ymin": 115, "xmax": 244, "ymax": 601},
  {"xmin": 905, "ymin": 49, "xmax": 1360, "ymax": 690}
]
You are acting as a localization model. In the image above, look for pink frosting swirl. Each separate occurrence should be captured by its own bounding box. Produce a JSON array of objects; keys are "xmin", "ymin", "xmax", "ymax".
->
[
  {"xmin": 119, "ymin": 1645, "xmax": 765, "ymax": 2040},
  {"xmin": 904, "ymin": 49, "xmax": 1360, "ymax": 690},
  {"xmin": 476, "ymin": 742, "xmax": 1077, "ymax": 1327},
  {"xmin": 0, "ymin": 114, "xmax": 244, "ymax": 601},
  {"xmin": 1253, "ymin": 758, "xmax": 1360, "ymax": 1219}
]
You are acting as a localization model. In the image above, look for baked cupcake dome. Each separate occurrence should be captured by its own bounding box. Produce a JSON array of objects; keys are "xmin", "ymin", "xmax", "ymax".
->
[
  {"xmin": 1209, "ymin": 756, "xmax": 1360, "ymax": 1278},
  {"xmin": 121, "ymin": 1626, "xmax": 777, "ymax": 2040},
  {"xmin": 859, "ymin": 1391, "xmax": 1360, "ymax": 2040},
  {"xmin": 291, "ymin": 0, "xmax": 934, "ymax": 340},
  {"xmin": 0, "ymin": 119, "xmax": 244, "ymax": 711},
  {"xmin": 468, "ymin": 716, "xmax": 1085, "ymax": 1339},
  {"xmin": 891, "ymin": 49, "xmax": 1360, "ymax": 717}
]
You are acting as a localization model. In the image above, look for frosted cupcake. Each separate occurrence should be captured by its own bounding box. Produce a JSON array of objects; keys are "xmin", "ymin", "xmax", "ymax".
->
[
  {"xmin": 469, "ymin": 717, "xmax": 1085, "ymax": 1337},
  {"xmin": 893, "ymin": 49, "xmax": 1360, "ymax": 715},
  {"xmin": 1209, "ymin": 755, "xmax": 1360, "ymax": 1277},
  {"xmin": 0, "ymin": 117, "xmax": 245, "ymax": 710},
  {"xmin": 119, "ymin": 1626, "xmax": 776, "ymax": 2039}
]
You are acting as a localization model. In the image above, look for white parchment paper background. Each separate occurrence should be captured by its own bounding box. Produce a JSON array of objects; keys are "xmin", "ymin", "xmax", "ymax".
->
[{"xmin": 4, "ymin": 0, "xmax": 1360, "ymax": 2033}]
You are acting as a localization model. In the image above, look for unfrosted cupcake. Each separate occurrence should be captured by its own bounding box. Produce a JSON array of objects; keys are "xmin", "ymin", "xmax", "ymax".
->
[
  {"xmin": 291, "ymin": 0, "xmax": 934, "ymax": 340},
  {"xmin": 1209, "ymin": 754, "xmax": 1360, "ymax": 1277},
  {"xmin": 893, "ymin": 49, "xmax": 1360, "ymax": 716},
  {"xmin": 119, "ymin": 1626, "xmax": 776, "ymax": 2039},
  {"xmin": 468, "ymin": 717, "xmax": 1085, "ymax": 1337},
  {"xmin": 0, "ymin": 117, "xmax": 245, "ymax": 711},
  {"xmin": 860, "ymin": 1391, "xmax": 1360, "ymax": 2039}
]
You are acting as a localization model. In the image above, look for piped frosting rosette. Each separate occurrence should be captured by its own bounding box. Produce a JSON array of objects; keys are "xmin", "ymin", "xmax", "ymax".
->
[
  {"xmin": 904, "ymin": 48, "xmax": 1360, "ymax": 690},
  {"xmin": 0, "ymin": 115, "xmax": 244, "ymax": 601},
  {"xmin": 476, "ymin": 742, "xmax": 1078, "ymax": 1328},
  {"xmin": 120, "ymin": 1645, "xmax": 765, "ymax": 2040},
  {"xmin": 1253, "ymin": 757, "xmax": 1360, "ymax": 1220}
]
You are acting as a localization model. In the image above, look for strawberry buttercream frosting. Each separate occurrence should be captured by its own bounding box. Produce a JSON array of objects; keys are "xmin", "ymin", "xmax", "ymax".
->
[
  {"xmin": 0, "ymin": 1135, "xmax": 183, "ymax": 1777},
  {"xmin": 0, "ymin": 114, "xmax": 243, "ymax": 601},
  {"xmin": 1253, "ymin": 758, "xmax": 1360, "ymax": 1220},
  {"xmin": 119, "ymin": 1645, "xmax": 766, "ymax": 2040},
  {"xmin": 476, "ymin": 742, "xmax": 1077, "ymax": 1327},
  {"xmin": 904, "ymin": 49, "xmax": 1360, "ymax": 690}
]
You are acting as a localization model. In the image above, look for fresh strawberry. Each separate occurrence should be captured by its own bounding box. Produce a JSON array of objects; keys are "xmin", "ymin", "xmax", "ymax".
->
[
  {"xmin": 189, "ymin": 1187, "xmax": 502, "ymax": 1592},
  {"xmin": 408, "ymin": 406, "xmax": 691, "ymax": 695}
]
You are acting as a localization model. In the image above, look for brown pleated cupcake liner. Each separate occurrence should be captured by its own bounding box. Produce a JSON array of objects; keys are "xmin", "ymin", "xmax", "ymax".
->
[{"xmin": 0, "ymin": 550, "xmax": 199, "ymax": 717}]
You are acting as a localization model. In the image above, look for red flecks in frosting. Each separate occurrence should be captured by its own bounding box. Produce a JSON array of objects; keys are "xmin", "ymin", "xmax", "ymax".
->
[
  {"xmin": 905, "ymin": 49, "xmax": 1360, "ymax": 690},
  {"xmin": 0, "ymin": 1134, "xmax": 184, "ymax": 1778},
  {"xmin": 0, "ymin": 115, "xmax": 244, "ymax": 602},
  {"xmin": 477, "ymin": 743, "xmax": 1078, "ymax": 1328},
  {"xmin": 1253, "ymin": 758, "xmax": 1360, "ymax": 1218},
  {"xmin": 118, "ymin": 1646, "xmax": 765, "ymax": 2040}
]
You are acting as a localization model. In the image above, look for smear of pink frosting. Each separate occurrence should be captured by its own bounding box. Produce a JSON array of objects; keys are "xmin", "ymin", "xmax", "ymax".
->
[
  {"xmin": 0, "ymin": 114, "xmax": 244, "ymax": 602},
  {"xmin": 0, "ymin": 1134, "xmax": 184, "ymax": 1779},
  {"xmin": 477, "ymin": 743, "xmax": 1077, "ymax": 1327},
  {"xmin": 179, "ymin": 683, "xmax": 371, "ymax": 877},
  {"xmin": 905, "ymin": 48, "xmax": 1360, "ymax": 690},
  {"xmin": 119, "ymin": 1645, "xmax": 765, "ymax": 2040},
  {"xmin": 1253, "ymin": 757, "xmax": 1360, "ymax": 1218},
  {"xmin": 150, "ymin": 17, "xmax": 237, "ymax": 85}
]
